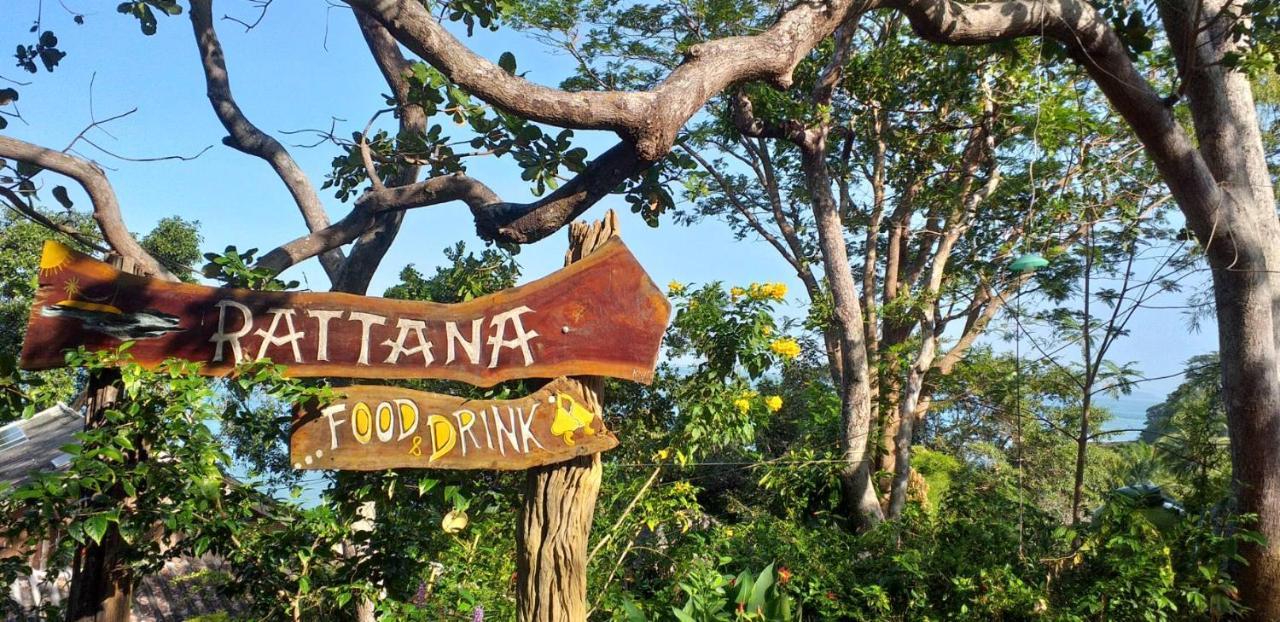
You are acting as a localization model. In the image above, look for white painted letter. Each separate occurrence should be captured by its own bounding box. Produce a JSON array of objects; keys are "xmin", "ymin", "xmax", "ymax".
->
[
  {"xmin": 210, "ymin": 300, "xmax": 254, "ymax": 363},
  {"xmin": 307, "ymin": 309, "xmax": 343, "ymax": 361},
  {"xmin": 487, "ymin": 306, "xmax": 540, "ymax": 368},
  {"xmin": 492, "ymin": 406, "xmax": 520, "ymax": 456},
  {"xmin": 445, "ymin": 318, "xmax": 483, "ymax": 365},
  {"xmin": 451, "ymin": 409, "xmax": 480, "ymax": 457},
  {"xmin": 322, "ymin": 404, "xmax": 347, "ymax": 451},
  {"xmin": 255, "ymin": 308, "xmax": 306, "ymax": 362},
  {"xmin": 382, "ymin": 318, "xmax": 434, "ymax": 366},
  {"xmin": 346, "ymin": 312, "xmax": 387, "ymax": 365},
  {"xmin": 519, "ymin": 403, "xmax": 546, "ymax": 453}
]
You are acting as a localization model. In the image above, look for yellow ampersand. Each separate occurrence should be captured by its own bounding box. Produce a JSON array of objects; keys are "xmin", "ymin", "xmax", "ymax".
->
[{"xmin": 409, "ymin": 435, "xmax": 423, "ymax": 457}]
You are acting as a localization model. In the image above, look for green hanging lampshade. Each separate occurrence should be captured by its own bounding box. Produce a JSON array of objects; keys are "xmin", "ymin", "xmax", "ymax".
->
[{"xmin": 1009, "ymin": 252, "xmax": 1050, "ymax": 273}]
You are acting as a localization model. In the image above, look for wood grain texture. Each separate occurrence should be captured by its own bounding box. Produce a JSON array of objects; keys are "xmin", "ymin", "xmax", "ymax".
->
[
  {"xmin": 290, "ymin": 377, "xmax": 616, "ymax": 471},
  {"xmin": 516, "ymin": 212, "xmax": 618, "ymax": 622},
  {"xmin": 20, "ymin": 238, "xmax": 670, "ymax": 386}
]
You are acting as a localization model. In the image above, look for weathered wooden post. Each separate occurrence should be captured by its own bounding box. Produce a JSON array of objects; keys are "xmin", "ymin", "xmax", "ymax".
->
[
  {"xmin": 65, "ymin": 254, "xmax": 139, "ymax": 622},
  {"xmin": 515, "ymin": 212, "xmax": 617, "ymax": 621}
]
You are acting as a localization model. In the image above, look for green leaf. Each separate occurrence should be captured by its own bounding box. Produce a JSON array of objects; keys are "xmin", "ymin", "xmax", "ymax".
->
[
  {"xmin": 85, "ymin": 515, "xmax": 109, "ymax": 545},
  {"xmin": 498, "ymin": 51, "xmax": 517, "ymax": 75},
  {"xmin": 52, "ymin": 185, "xmax": 73, "ymax": 209},
  {"xmin": 621, "ymin": 597, "xmax": 648, "ymax": 622},
  {"xmin": 747, "ymin": 563, "xmax": 775, "ymax": 614}
]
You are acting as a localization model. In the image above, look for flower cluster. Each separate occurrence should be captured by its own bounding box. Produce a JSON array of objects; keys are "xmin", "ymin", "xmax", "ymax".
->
[
  {"xmin": 667, "ymin": 280, "xmax": 686, "ymax": 295},
  {"xmin": 733, "ymin": 392, "xmax": 784, "ymax": 414},
  {"xmin": 770, "ymin": 338, "xmax": 801, "ymax": 360},
  {"xmin": 730, "ymin": 281, "xmax": 788, "ymax": 302}
]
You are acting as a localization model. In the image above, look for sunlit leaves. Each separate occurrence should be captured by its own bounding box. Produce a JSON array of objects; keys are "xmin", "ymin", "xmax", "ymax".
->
[{"xmin": 116, "ymin": 1, "xmax": 183, "ymax": 36}]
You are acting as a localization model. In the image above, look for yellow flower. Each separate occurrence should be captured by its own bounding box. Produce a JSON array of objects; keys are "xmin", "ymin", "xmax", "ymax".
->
[
  {"xmin": 770, "ymin": 338, "xmax": 801, "ymax": 360},
  {"xmin": 744, "ymin": 282, "xmax": 788, "ymax": 301},
  {"xmin": 733, "ymin": 398, "xmax": 752, "ymax": 414},
  {"xmin": 654, "ymin": 448, "xmax": 670, "ymax": 461},
  {"xmin": 667, "ymin": 280, "xmax": 686, "ymax": 295},
  {"xmin": 730, "ymin": 286, "xmax": 745, "ymax": 301},
  {"xmin": 761, "ymin": 325, "xmax": 774, "ymax": 337},
  {"xmin": 764, "ymin": 395, "xmax": 783, "ymax": 412}
]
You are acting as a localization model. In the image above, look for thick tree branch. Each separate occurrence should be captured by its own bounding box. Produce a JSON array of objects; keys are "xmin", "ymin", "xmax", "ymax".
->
[
  {"xmin": 345, "ymin": 0, "xmax": 867, "ymax": 161},
  {"xmin": 189, "ymin": 0, "xmax": 346, "ymax": 281},
  {"xmin": 0, "ymin": 135, "xmax": 172, "ymax": 279},
  {"xmin": 333, "ymin": 12, "xmax": 434, "ymax": 294},
  {"xmin": 259, "ymin": 139, "xmax": 644, "ymax": 273},
  {"xmin": 258, "ymin": 172, "xmax": 497, "ymax": 273}
]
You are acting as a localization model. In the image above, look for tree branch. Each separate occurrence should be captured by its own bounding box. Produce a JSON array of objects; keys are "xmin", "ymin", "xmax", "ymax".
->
[
  {"xmin": 0, "ymin": 135, "xmax": 172, "ymax": 279},
  {"xmin": 333, "ymin": 11, "xmax": 432, "ymax": 294},
  {"xmin": 189, "ymin": 0, "xmax": 346, "ymax": 281},
  {"xmin": 881, "ymin": 0, "xmax": 1227, "ymax": 261},
  {"xmin": 258, "ymin": 140, "xmax": 645, "ymax": 272},
  {"xmin": 0, "ymin": 185, "xmax": 108, "ymax": 253},
  {"xmin": 345, "ymin": 0, "xmax": 867, "ymax": 161}
]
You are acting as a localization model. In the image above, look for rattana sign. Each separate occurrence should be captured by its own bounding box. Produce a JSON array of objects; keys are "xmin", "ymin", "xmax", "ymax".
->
[{"xmin": 21, "ymin": 237, "xmax": 669, "ymax": 471}]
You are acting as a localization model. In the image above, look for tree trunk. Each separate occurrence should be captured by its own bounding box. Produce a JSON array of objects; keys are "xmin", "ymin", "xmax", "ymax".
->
[
  {"xmin": 801, "ymin": 142, "xmax": 884, "ymax": 528},
  {"xmin": 1214, "ymin": 264, "xmax": 1280, "ymax": 620},
  {"xmin": 515, "ymin": 213, "xmax": 615, "ymax": 621},
  {"xmin": 887, "ymin": 360, "xmax": 930, "ymax": 517},
  {"xmin": 66, "ymin": 524, "xmax": 132, "ymax": 622},
  {"xmin": 1151, "ymin": 0, "xmax": 1280, "ymax": 613}
]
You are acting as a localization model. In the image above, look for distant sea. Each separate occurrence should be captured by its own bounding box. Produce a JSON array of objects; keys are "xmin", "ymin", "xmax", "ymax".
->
[{"xmin": 1095, "ymin": 390, "xmax": 1162, "ymax": 442}]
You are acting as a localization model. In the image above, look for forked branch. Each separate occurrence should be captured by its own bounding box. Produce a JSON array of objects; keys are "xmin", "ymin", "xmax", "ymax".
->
[{"xmin": 0, "ymin": 135, "xmax": 172, "ymax": 279}]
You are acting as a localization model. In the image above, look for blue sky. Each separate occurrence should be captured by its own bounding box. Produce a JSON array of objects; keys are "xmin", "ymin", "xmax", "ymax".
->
[{"xmin": 2, "ymin": 2, "xmax": 1218, "ymax": 410}]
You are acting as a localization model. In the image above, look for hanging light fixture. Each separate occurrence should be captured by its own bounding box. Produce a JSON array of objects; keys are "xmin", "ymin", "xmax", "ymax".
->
[
  {"xmin": 1009, "ymin": 252, "xmax": 1050, "ymax": 273},
  {"xmin": 1008, "ymin": 250, "xmax": 1048, "ymax": 560}
]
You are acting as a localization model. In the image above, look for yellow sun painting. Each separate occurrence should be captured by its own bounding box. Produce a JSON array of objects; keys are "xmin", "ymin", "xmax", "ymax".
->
[
  {"xmin": 40, "ymin": 241, "xmax": 123, "ymax": 314},
  {"xmin": 38, "ymin": 240, "xmax": 75, "ymax": 276}
]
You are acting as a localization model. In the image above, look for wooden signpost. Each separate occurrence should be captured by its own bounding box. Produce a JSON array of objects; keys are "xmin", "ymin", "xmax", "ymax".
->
[
  {"xmin": 21, "ymin": 238, "xmax": 669, "ymax": 386},
  {"xmin": 21, "ymin": 229, "xmax": 667, "ymax": 473},
  {"xmin": 291, "ymin": 378, "xmax": 617, "ymax": 470},
  {"xmin": 20, "ymin": 213, "xmax": 659, "ymax": 622}
]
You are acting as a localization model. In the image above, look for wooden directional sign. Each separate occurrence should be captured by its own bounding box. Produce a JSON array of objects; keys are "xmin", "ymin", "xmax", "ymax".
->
[
  {"xmin": 20, "ymin": 239, "xmax": 670, "ymax": 386},
  {"xmin": 290, "ymin": 378, "xmax": 616, "ymax": 470}
]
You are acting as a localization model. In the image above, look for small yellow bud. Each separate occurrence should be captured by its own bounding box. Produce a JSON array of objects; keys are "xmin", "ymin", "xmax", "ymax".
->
[{"xmin": 765, "ymin": 395, "xmax": 783, "ymax": 412}]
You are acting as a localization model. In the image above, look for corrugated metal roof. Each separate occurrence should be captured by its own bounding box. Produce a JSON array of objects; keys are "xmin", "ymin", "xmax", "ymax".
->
[
  {"xmin": 5, "ymin": 555, "xmax": 244, "ymax": 621},
  {"xmin": 0, "ymin": 404, "xmax": 81, "ymax": 488}
]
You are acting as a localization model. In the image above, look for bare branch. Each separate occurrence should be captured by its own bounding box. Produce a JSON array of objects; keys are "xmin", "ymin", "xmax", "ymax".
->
[
  {"xmin": 79, "ymin": 137, "xmax": 214, "ymax": 163},
  {"xmin": 881, "ymin": 0, "xmax": 1226, "ymax": 261},
  {"xmin": 259, "ymin": 140, "xmax": 644, "ymax": 272},
  {"xmin": 189, "ymin": 0, "xmax": 345, "ymax": 281},
  {"xmin": 0, "ymin": 185, "xmax": 109, "ymax": 253},
  {"xmin": 0, "ymin": 135, "xmax": 172, "ymax": 279}
]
